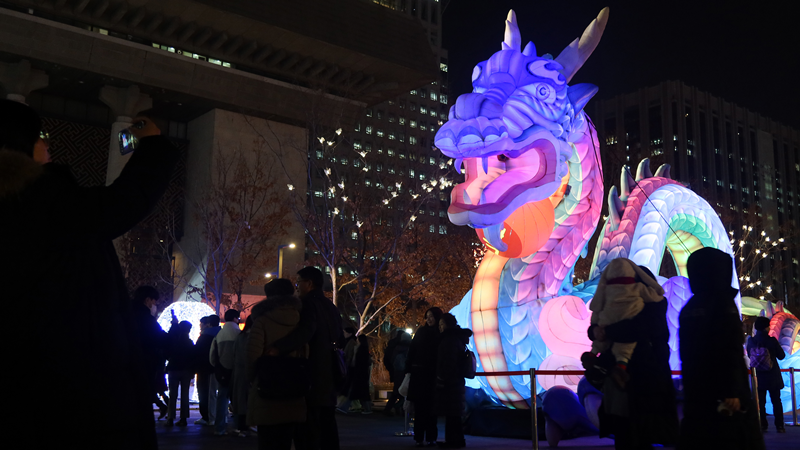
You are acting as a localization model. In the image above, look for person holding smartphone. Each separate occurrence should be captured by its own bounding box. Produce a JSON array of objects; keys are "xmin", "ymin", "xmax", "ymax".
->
[{"xmin": 0, "ymin": 99, "xmax": 179, "ymax": 449}]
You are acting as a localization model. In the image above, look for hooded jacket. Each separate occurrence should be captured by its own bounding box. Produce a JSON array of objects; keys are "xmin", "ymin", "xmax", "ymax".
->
[
  {"xmin": 195, "ymin": 325, "xmax": 221, "ymax": 374},
  {"xmin": 247, "ymin": 294, "xmax": 308, "ymax": 426},
  {"xmin": 746, "ymin": 329, "xmax": 785, "ymax": 390},
  {"xmin": 678, "ymin": 247, "xmax": 764, "ymax": 450},
  {"xmin": 0, "ymin": 136, "xmax": 179, "ymax": 450},
  {"xmin": 591, "ymin": 258, "xmax": 665, "ymax": 327}
]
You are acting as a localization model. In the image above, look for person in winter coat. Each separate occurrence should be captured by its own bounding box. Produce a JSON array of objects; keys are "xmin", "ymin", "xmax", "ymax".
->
[
  {"xmin": 679, "ymin": 248, "xmax": 765, "ymax": 450},
  {"xmin": 435, "ymin": 313, "xmax": 473, "ymax": 449},
  {"xmin": 210, "ymin": 309, "xmax": 241, "ymax": 435},
  {"xmin": 247, "ymin": 293, "xmax": 308, "ymax": 450},
  {"xmin": 746, "ymin": 316, "xmax": 786, "ymax": 432},
  {"xmin": 583, "ymin": 266, "xmax": 679, "ymax": 450},
  {"xmin": 337, "ymin": 327, "xmax": 359, "ymax": 412},
  {"xmin": 165, "ymin": 320, "xmax": 195, "ymax": 427},
  {"xmin": 384, "ymin": 330, "xmax": 411, "ymax": 415},
  {"xmin": 0, "ymin": 99, "xmax": 178, "ymax": 450},
  {"xmin": 231, "ymin": 316, "xmax": 253, "ymax": 437},
  {"xmin": 132, "ymin": 285, "xmax": 170, "ymax": 419},
  {"xmin": 405, "ymin": 307, "xmax": 444, "ymax": 447},
  {"xmin": 347, "ymin": 334, "xmax": 374, "ymax": 414},
  {"xmin": 268, "ymin": 267, "xmax": 345, "ymax": 450},
  {"xmin": 195, "ymin": 315, "xmax": 221, "ymax": 425},
  {"xmin": 589, "ymin": 258, "xmax": 665, "ymax": 387}
]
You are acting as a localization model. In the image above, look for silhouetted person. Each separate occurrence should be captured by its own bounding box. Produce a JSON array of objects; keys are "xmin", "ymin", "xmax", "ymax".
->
[
  {"xmin": 347, "ymin": 334, "xmax": 374, "ymax": 414},
  {"xmin": 248, "ymin": 287, "xmax": 307, "ymax": 450},
  {"xmin": 1, "ymin": 99, "xmax": 178, "ymax": 449},
  {"xmin": 132, "ymin": 285, "xmax": 170, "ymax": 419},
  {"xmin": 231, "ymin": 316, "xmax": 254, "ymax": 436},
  {"xmin": 679, "ymin": 248, "xmax": 765, "ymax": 450},
  {"xmin": 405, "ymin": 307, "xmax": 443, "ymax": 446},
  {"xmin": 384, "ymin": 329, "xmax": 411, "ymax": 415},
  {"xmin": 583, "ymin": 265, "xmax": 678, "ymax": 450},
  {"xmin": 269, "ymin": 267, "xmax": 344, "ymax": 450},
  {"xmin": 747, "ymin": 316, "xmax": 786, "ymax": 432},
  {"xmin": 195, "ymin": 315, "xmax": 221, "ymax": 425},
  {"xmin": 165, "ymin": 320, "xmax": 195, "ymax": 427},
  {"xmin": 435, "ymin": 313, "xmax": 472, "ymax": 449},
  {"xmin": 211, "ymin": 309, "xmax": 241, "ymax": 435}
]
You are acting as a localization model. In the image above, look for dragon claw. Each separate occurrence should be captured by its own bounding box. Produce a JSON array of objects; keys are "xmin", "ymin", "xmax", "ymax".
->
[{"xmin": 620, "ymin": 166, "xmax": 635, "ymax": 202}]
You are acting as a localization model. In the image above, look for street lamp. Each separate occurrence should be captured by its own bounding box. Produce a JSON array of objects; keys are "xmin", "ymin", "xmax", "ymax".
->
[{"xmin": 277, "ymin": 243, "xmax": 296, "ymax": 278}]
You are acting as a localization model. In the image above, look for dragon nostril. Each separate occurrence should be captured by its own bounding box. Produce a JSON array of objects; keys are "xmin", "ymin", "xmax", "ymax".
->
[{"xmin": 497, "ymin": 154, "xmax": 510, "ymax": 162}]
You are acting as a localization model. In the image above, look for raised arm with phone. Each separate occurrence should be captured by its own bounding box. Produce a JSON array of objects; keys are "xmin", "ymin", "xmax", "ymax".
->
[{"xmin": 0, "ymin": 99, "xmax": 180, "ymax": 450}]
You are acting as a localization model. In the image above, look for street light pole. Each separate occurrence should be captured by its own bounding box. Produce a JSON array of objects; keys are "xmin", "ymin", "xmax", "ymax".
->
[{"xmin": 277, "ymin": 243, "xmax": 296, "ymax": 278}]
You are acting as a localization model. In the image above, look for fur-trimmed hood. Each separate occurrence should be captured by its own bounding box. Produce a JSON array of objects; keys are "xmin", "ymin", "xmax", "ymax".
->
[
  {"xmin": 251, "ymin": 294, "xmax": 302, "ymax": 325},
  {"xmin": 0, "ymin": 150, "xmax": 43, "ymax": 199}
]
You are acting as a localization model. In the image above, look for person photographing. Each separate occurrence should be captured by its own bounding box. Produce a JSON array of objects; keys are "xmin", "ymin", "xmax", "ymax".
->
[{"xmin": 1, "ymin": 99, "xmax": 179, "ymax": 449}]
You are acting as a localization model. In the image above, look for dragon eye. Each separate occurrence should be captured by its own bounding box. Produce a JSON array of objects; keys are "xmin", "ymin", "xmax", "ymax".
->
[{"xmin": 532, "ymin": 83, "xmax": 555, "ymax": 103}]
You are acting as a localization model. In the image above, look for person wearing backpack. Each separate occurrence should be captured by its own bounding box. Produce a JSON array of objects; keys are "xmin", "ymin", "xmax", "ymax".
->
[
  {"xmin": 435, "ymin": 313, "xmax": 473, "ymax": 449},
  {"xmin": 746, "ymin": 316, "xmax": 786, "ymax": 433}
]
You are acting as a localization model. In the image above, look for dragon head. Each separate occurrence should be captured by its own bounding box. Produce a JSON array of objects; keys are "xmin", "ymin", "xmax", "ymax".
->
[{"xmin": 435, "ymin": 9, "xmax": 608, "ymax": 256}]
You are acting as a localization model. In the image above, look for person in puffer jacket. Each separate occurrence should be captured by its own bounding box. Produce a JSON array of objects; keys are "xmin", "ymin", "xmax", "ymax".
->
[
  {"xmin": 588, "ymin": 258, "xmax": 664, "ymax": 385},
  {"xmin": 247, "ymin": 290, "xmax": 308, "ymax": 450},
  {"xmin": 746, "ymin": 316, "xmax": 786, "ymax": 432}
]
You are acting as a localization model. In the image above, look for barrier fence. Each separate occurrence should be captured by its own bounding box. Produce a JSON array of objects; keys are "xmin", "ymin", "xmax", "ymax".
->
[{"xmin": 466, "ymin": 367, "xmax": 798, "ymax": 450}]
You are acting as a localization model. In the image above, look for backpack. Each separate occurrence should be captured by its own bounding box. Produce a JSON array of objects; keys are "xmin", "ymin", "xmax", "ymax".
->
[
  {"xmin": 748, "ymin": 343, "xmax": 772, "ymax": 372},
  {"xmin": 462, "ymin": 348, "xmax": 477, "ymax": 379}
]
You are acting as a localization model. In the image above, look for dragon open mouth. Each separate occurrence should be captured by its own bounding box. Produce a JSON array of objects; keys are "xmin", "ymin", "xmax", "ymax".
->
[{"xmin": 448, "ymin": 133, "xmax": 565, "ymax": 233}]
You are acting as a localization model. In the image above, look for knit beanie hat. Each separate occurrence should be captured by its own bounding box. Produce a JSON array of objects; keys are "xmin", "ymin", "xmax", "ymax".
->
[{"xmin": 0, "ymin": 98, "xmax": 42, "ymax": 157}]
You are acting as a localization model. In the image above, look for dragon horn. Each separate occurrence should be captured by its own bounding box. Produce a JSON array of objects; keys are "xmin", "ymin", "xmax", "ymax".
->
[
  {"xmin": 555, "ymin": 7, "xmax": 609, "ymax": 82},
  {"xmin": 502, "ymin": 10, "xmax": 522, "ymax": 51},
  {"xmin": 607, "ymin": 186, "xmax": 623, "ymax": 232},
  {"xmin": 655, "ymin": 164, "xmax": 671, "ymax": 178},
  {"xmin": 620, "ymin": 166, "xmax": 634, "ymax": 202},
  {"xmin": 635, "ymin": 158, "xmax": 653, "ymax": 182}
]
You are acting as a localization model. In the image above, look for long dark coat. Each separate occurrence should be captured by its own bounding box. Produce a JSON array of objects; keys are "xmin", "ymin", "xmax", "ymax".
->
[
  {"xmin": 678, "ymin": 248, "xmax": 764, "ymax": 450},
  {"xmin": 746, "ymin": 330, "xmax": 786, "ymax": 391},
  {"xmin": 405, "ymin": 324, "xmax": 440, "ymax": 402},
  {"xmin": 231, "ymin": 329, "xmax": 250, "ymax": 416},
  {"xmin": 435, "ymin": 327, "xmax": 473, "ymax": 416},
  {"xmin": 271, "ymin": 288, "xmax": 344, "ymax": 407},
  {"xmin": 134, "ymin": 304, "xmax": 170, "ymax": 392},
  {"xmin": 0, "ymin": 137, "xmax": 179, "ymax": 450},
  {"xmin": 593, "ymin": 300, "xmax": 679, "ymax": 446},
  {"xmin": 349, "ymin": 342, "xmax": 372, "ymax": 401}
]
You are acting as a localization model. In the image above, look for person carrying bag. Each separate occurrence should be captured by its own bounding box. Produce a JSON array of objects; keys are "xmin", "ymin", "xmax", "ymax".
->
[{"xmin": 247, "ymin": 293, "xmax": 308, "ymax": 450}]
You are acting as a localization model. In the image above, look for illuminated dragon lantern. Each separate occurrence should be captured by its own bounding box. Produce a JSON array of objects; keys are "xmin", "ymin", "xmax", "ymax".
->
[{"xmin": 436, "ymin": 9, "xmax": 800, "ymax": 411}]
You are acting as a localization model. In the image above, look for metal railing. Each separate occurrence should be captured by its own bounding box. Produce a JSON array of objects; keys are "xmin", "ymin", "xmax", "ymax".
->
[{"xmin": 471, "ymin": 367, "xmax": 798, "ymax": 450}]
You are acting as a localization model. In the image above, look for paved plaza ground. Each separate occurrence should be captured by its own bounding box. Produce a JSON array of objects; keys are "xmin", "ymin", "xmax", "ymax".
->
[{"xmin": 156, "ymin": 405, "xmax": 798, "ymax": 450}]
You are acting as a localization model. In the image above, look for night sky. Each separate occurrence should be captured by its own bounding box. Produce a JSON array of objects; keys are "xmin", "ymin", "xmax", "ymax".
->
[{"xmin": 442, "ymin": 0, "xmax": 800, "ymax": 129}]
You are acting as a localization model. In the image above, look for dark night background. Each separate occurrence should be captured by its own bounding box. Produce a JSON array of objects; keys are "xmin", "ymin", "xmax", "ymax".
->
[{"xmin": 442, "ymin": 0, "xmax": 800, "ymax": 128}]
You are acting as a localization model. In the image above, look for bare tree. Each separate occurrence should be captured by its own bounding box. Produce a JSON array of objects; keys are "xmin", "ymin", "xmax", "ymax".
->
[{"xmin": 167, "ymin": 143, "xmax": 291, "ymax": 315}]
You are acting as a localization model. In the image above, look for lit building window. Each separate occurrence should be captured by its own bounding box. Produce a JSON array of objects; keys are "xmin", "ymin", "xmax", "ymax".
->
[
  {"xmin": 316, "ymin": 150, "xmax": 323, "ymax": 159},
  {"xmin": 388, "ymin": 132, "xmax": 396, "ymax": 141},
  {"xmin": 429, "ymin": 225, "xmax": 435, "ymax": 233},
  {"xmin": 353, "ymin": 141, "xmax": 362, "ymax": 150},
  {"xmin": 388, "ymin": 149, "xmax": 395, "ymax": 157},
  {"xmin": 430, "ymin": 92, "xmax": 438, "ymax": 101},
  {"xmin": 365, "ymin": 126, "xmax": 373, "ymax": 135},
  {"xmin": 410, "ymin": 169, "xmax": 415, "ymax": 179},
  {"xmin": 440, "ymin": 94, "xmax": 448, "ymax": 104},
  {"xmin": 440, "ymin": 63, "xmax": 448, "ymax": 72},
  {"xmin": 410, "ymin": 136, "xmax": 417, "ymax": 145},
  {"xmin": 410, "ymin": 120, "xmax": 418, "ymax": 128},
  {"xmin": 366, "ymin": 109, "xmax": 373, "ymax": 117},
  {"xmin": 410, "ymin": 89, "xmax": 418, "ymax": 95},
  {"xmin": 421, "ymin": 106, "xmax": 428, "ymax": 115},
  {"xmin": 439, "ymin": 225, "xmax": 447, "ymax": 234},
  {"xmin": 399, "ymin": 117, "xmax": 406, "ymax": 125},
  {"xmin": 377, "ymin": 129, "xmax": 384, "ymax": 138}
]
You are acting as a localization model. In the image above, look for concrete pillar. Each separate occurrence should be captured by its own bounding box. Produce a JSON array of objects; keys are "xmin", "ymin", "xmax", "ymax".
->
[
  {"xmin": 0, "ymin": 60, "xmax": 48, "ymax": 104},
  {"xmin": 99, "ymin": 85, "xmax": 152, "ymax": 185}
]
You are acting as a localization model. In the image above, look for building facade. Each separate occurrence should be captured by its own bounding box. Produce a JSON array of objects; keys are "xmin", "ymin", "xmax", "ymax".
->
[
  {"xmin": 592, "ymin": 80, "xmax": 800, "ymax": 306},
  {"xmin": 0, "ymin": 0, "xmax": 439, "ymax": 308}
]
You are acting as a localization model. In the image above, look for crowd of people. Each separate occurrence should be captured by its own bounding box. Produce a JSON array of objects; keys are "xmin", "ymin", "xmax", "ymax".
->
[
  {"xmin": 2, "ymin": 99, "xmax": 788, "ymax": 450},
  {"xmin": 582, "ymin": 248, "xmax": 787, "ymax": 450}
]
